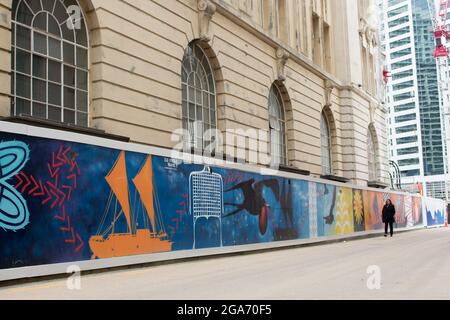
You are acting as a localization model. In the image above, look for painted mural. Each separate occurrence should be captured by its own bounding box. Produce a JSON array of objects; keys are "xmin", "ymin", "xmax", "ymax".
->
[
  {"xmin": 423, "ymin": 197, "xmax": 446, "ymax": 227},
  {"xmin": 0, "ymin": 131, "xmax": 431, "ymax": 271}
]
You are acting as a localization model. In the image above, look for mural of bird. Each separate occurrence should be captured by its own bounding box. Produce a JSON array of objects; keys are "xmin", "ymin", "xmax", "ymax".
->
[{"xmin": 224, "ymin": 178, "xmax": 279, "ymax": 235}]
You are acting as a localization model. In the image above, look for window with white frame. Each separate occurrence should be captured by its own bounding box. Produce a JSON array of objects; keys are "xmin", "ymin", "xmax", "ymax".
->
[
  {"xmin": 321, "ymin": 112, "xmax": 332, "ymax": 175},
  {"xmin": 181, "ymin": 42, "xmax": 216, "ymax": 151},
  {"xmin": 11, "ymin": 0, "xmax": 89, "ymax": 126},
  {"xmin": 268, "ymin": 85, "xmax": 287, "ymax": 166}
]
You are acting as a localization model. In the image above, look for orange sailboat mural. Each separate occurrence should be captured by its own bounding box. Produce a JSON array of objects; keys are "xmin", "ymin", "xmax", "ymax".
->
[{"xmin": 89, "ymin": 152, "xmax": 172, "ymax": 259}]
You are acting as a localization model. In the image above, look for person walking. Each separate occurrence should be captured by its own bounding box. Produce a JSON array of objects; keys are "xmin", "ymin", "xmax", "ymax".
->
[{"xmin": 382, "ymin": 199, "xmax": 396, "ymax": 237}]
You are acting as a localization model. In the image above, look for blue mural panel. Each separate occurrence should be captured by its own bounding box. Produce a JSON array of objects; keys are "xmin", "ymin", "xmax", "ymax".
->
[
  {"xmin": 423, "ymin": 197, "xmax": 446, "ymax": 227},
  {"xmin": 0, "ymin": 130, "xmax": 426, "ymax": 271}
]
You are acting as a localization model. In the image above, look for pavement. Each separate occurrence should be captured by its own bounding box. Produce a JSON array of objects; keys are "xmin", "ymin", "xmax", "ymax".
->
[{"xmin": 0, "ymin": 228, "xmax": 449, "ymax": 300}]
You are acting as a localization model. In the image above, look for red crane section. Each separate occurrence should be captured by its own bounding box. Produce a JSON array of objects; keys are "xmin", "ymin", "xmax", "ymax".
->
[
  {"xmin": 383, "ymin": 68, "xmax": 391, "ymax": 84},
  {"xmin": 433, "ymin": 0, "xmax": 450, "ymax": 58}
]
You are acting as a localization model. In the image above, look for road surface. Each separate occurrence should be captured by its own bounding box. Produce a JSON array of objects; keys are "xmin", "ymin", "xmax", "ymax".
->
[{"xmin": 1, "ymin": 228, "xmax": 449, "ymax": 300}]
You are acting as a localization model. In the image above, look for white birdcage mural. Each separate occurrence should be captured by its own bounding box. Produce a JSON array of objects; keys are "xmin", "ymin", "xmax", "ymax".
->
[{"xmin": 189, "ymin": 166, "xmax": 223, "ymax": 248}]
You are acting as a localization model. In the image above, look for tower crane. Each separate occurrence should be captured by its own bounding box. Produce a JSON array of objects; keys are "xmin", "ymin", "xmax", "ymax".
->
[
  {"xmin": 431, "ymin": 0, "xmax": 450, "ymax": 58},
  {"xmin": 428, "ymin": 0, "xmax": 450, "ymax": 202}
]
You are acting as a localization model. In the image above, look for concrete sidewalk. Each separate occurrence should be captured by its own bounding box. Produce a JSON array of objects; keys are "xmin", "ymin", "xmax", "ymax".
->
[{"xmin": 0, "ymin": 228, "xmax": 449, "ymax": 300}]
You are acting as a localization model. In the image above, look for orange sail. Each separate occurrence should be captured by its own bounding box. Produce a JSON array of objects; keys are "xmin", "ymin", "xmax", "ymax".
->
[
  {"xmin": 132, "ymin": 156, "xmax": 156, "ymax": 233},
  {"xmin": 105, "ymin": 151, "xmax": 131, "ymax": 231}
]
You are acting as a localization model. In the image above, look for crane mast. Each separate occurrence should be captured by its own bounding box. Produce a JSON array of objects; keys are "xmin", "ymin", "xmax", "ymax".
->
[{"xmin": 428, "ymin": 0, "xmax": 450, "ymax": 202}]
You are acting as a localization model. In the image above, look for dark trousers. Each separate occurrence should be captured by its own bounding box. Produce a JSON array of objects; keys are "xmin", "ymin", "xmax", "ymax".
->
[{"xmin": 384, "ymin": 222, "xmax": 394, "ymax": 236}]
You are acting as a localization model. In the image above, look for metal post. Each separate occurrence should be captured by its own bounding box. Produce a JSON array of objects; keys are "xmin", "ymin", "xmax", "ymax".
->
[
  {"xmin": 193, "ymin": 218, "xmax": 196, "ymax": 249},
  {"xmin": 219, "ymin": 216, "xmax": 222, "ymax": 247}
]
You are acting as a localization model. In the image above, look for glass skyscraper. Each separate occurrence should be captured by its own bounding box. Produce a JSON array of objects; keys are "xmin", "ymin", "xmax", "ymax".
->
[
  {"xmin": 412, "ymin": 0, "xmax": 444, "ymax": 176},
  {"xmin": 379, "ymin": 0, "xmax": 449, "ymax": 199}
]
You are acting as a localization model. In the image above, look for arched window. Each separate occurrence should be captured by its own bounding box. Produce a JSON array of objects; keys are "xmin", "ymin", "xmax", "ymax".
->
[
  {"xmin": 268, "ymin": 85, "xmax": 287, "ymax": 166},
  {"xmin": 181, "ymin": 42, "xmax": 216, "ymax": 151},
  {"xmin": 368, "ymin": 129, "xmax": 377, "ymax": 181},
  {"xmin": 11, "ymin": 0, "xmax": 89, "ymax": 126},
  {"xmin": 321, "ymin": 112, "xmax": 332, "ymax": 175}
]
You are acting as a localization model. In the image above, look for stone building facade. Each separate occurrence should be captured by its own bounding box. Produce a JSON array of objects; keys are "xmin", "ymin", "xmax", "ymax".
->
[{"xmin": 0, "ymin": 0, "xmax": 389, "ymax": 186}]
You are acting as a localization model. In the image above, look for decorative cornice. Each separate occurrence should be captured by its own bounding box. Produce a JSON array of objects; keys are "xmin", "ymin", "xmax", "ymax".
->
[
  {"xmin": 198, "ymin": 0, "xmax": 217, "ymax": 42},
  {"xmin": 276, "ymin": 47, "xmax": 289, "ymax": 82}
]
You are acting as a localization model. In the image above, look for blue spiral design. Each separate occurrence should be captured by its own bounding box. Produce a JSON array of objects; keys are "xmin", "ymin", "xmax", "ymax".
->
[{"xmin": 0, "ymin": 141, "xmax": 30, "ymax": 231}]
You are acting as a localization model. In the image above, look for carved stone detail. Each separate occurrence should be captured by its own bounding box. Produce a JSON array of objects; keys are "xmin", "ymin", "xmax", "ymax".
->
[
  {"xmin": 359, "ymin": 17, "xmax": 378, "ymax": 51},
  {"xmin": 198, "ymin": 0, "xmax": 217, "ymax": 42},
  {"xmin": 359, "ymin": 18, "xmax": 368, "ymax": 48},
  {"xmin": 276, "ymin": 47, "xmax": 289, "ymax": 81},
  {"xmin": 324, "ymin": 80, "xmax": 334, "ymax": 107}
]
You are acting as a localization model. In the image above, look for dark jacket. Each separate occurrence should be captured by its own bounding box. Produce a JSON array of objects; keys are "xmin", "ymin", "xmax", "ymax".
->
[{"xmin": 382, "ymin": 204, "xmax": 396, "ymax": 223}]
